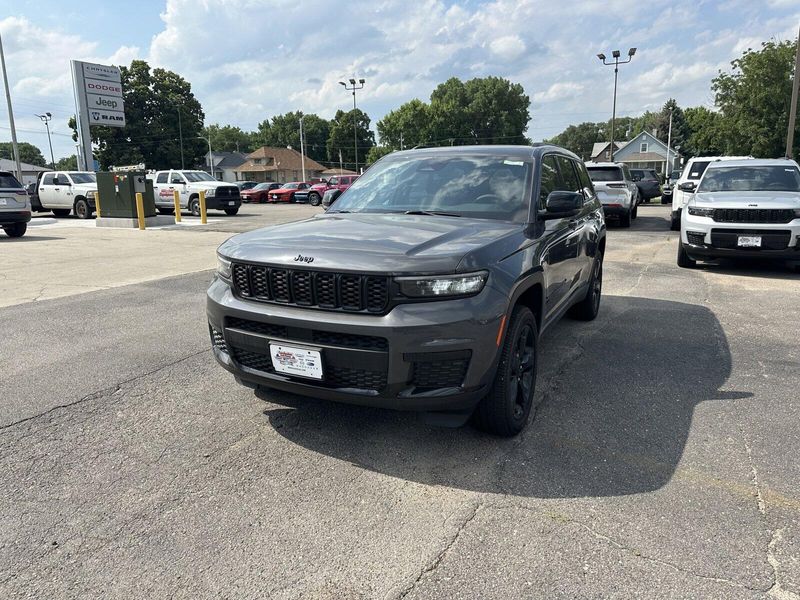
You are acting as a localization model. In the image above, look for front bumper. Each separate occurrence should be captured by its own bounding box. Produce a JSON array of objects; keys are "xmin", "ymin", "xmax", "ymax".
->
[
  {"xmin": 206, "ymin": 277, "xmax": 508, "ymax": 412},
  {"xmin": 0, "ymin": 210, "xmax": 32, "ymax": 225},
  {"xmin": 681, "ymin": 211, "xmax": 800, "ymax": 261},
  {"xmin": 205, "ymin": 196, "xmax": 241, "ymax": 210}
]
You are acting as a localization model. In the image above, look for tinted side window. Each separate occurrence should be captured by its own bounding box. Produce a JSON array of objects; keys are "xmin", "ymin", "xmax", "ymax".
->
[
  {"xmin": 156, "ymin": 172, "xmax": 168, "ymax": 183},
  {"xmin": 43, "ymin": 173, "xmax": 55, "ymax": 185},
  {"xmin": 539, "ymin": 155, "xmax": 560, "ymax": 208},
  {"xmin": 622, "ymin": 165, "xmax": 633, "ymax": 181},
  {"xmin": 555, "ymin": 156, "xmax": 581, "ymax": 193}
]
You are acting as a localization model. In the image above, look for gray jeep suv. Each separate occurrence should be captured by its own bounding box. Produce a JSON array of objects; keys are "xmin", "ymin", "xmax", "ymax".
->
[{"xmin": 207, "ymin": 145, "xmax": 606, "ymax": 436}]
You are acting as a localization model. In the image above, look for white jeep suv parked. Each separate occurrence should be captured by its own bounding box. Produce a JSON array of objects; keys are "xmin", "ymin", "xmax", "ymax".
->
[
  {"xmin": 677, "ymin": 158, "xmax": 800, "ymax": 270},
  {"xmin": 585, "ymin": 162, "xmax": 639, "ymax": 227},
  {"xmin": 670, "ymin": 156, "xmax": 751, "ymax": 230}
]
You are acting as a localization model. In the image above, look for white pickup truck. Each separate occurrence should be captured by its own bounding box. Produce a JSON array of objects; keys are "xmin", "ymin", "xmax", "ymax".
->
[
  {"xmin": 148, "ymin": 170, "xmax": 241, "ymax": 216},
  {"xmin": 32, "ymin": 171, "xmax": 98, "ymax": 219}
]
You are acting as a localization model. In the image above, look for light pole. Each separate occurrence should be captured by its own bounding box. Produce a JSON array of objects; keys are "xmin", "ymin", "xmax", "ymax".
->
[
  {"xmin": 0, "ymin": 32, "xmax": 22, "ymax": 180},
  {"xmin": 36, "ymin": 112, "xmax": 56, "ymax": 168},
  {"xmin": 597, "ymin": 48, "xmax": 636, "ymax": 161},
  {"xmin": 665, "ymin": 106, "xmax": 673, "ymax": 178},
  {"xmin": 339, "ymin": 77, "xmax": 365, "ymax": 172},
  {"xmin": 299, "ymin": 115, "xmax": 306, "ymax": 182}
]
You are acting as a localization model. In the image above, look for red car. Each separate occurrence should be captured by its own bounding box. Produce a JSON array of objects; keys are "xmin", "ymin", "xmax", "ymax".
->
[
  {"xmin": 306, "ymin": 175, "xmax": 359, "ymax": 206},
  {"xmin": 241, "ymin": 182, "xmax": 283, "ymax": 204},
  {"xmin": 268, "ymin": 182, "xmax": 311, "ymax": 203}
]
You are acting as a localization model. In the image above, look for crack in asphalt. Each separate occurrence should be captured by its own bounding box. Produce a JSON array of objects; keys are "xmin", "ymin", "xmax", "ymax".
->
[
  {"xmin": 0, "ymin": 348, "xmax": 209, "ymax": 435},
  {"xmin": 392, "ymin": 500, "xmax": 482, "ymax": 599}
]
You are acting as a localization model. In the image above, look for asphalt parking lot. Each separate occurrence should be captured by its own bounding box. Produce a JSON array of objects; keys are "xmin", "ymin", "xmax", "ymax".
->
[{"xmin": 1, "ymin": 203, "xmax": 799, "ymax": 599}]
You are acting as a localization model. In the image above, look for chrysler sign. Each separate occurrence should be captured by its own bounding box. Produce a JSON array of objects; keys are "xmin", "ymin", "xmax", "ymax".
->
[{"xmin": 72, "ymin": 60, "xmax": 126, "ymax": 129}]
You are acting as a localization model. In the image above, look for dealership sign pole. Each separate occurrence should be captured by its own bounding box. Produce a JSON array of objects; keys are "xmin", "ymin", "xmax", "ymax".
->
[{"xmin": 70, "ymin": 60, "xmax": 126, "ymax": 171}]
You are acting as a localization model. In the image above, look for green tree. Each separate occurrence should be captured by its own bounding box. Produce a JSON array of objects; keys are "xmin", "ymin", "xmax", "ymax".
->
[
  {"xmin": 376, "ymin": 99, "xmax": 430, "ymax": 149},
  {"xmin": 546, "ymin": 122, "xmax": 602, "ymax": 159},
  {"xmin": 365, "ymin": 145, "xmax": 395, "ymax": 165},
  {"xmin": 204, "ymin": 124, "xmax": 255, "ymax": 154},
  {"xmin": 255, "ymin": 112, "xmax": 330, "ymax": 162},
  {"xmin": 428, "ymin": 76, "xmax": 530, "ymax": 144},
  {"xmin": 0, "ymin": 142, "xmax": 47, "ymax": 166},
  {"xmin": 54, "ymin": 155, "xmax": 78, "ymax": 170},
  {"xmin": 712, "ymin": 39, "xmax": 798, "ymax": 157},
  {"xmin": 684, "ymin": 106, "xmax": 724, "ymax": 156},
  {"xmin": 327, "ymin": 109, "xmax": 375, "ymax": 169},
  {"xmin": 73, "ymin": 60, "xmax": 205, "ymax": 169}
]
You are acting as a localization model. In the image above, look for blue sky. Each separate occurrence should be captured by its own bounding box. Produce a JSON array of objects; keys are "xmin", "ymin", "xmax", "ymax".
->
[{"xmin": 1, "ymin": 0, "xmax": 798, "ymax": 163}]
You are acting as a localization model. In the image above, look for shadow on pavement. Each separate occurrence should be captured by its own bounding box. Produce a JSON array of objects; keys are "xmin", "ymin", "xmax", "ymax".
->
[
  {"xmin": 694, "ymin": 258, "xmax": 799, "ymax": 279},
  {"xmin": 630, "ymin": 215, "xmax": 671, "ymax": 232},
  {"xmin": 257, "ymin": 296, "xmax": 749, "ymax": 498},
  {"xmin": 2, "ymin": 235, "xmax": 65, "ymax": 242}
]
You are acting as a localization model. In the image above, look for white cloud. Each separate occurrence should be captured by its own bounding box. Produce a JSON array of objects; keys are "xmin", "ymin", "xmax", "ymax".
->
[{"xmin": 1, "ymin": 0, "xmax": 799, "ymax": 159}]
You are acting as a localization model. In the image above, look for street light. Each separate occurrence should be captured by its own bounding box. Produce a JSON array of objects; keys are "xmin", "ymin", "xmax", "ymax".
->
[
  {"xmin": 339, "ymin": 77, "xmax": 365, "ymax": 172},
  {"xmin": 36, "ymin": 112, "xmax": 55, "ymax": 168},
  {"xmin": 597, "ymin": 47, "xmax": 636, "ymax": 161}
]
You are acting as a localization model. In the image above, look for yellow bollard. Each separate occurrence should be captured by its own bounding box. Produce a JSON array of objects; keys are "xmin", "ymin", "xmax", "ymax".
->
[
  {"xmin": 95, "ymin": 192, "xmax": 101, "ymax": 219},
  {"xmin": 199, "ymin": 190, "xmax": 207, "ymax": 224},
  {"xmin": 173, "ymin": 189, "xmax": 181, "ymax": 223},
  {"xmin": 135, "ymin": 192, "xmax": 146, "ymax": 230}
]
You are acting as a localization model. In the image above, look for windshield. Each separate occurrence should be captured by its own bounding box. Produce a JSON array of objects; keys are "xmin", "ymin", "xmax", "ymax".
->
[
  {"xmin": 329, "ymin": 154, "xmax": 532, "ymax": 222},
  {"xmin": 586, "ymin": 167, "xmax": 623, "ymax": 182},
  {"xmin": 698, "ymin": 165, "xmax": 800, "ymax": 193},
  {"xmin": 184, "ymin": 172, "xmax": 216, "ymax": 182},
  {"xmin": 283, "ymin": 183, "xmax": 299, "ymax": 189},
  {"xmin": 68, "ymin": 172, "xmax": 96, "ymax": 184},
  {"xmin": 252, "ymin": 183, "xmax": 271, "ymax": 190}
]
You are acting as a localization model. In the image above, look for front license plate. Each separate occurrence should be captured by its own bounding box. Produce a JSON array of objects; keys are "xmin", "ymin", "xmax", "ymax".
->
[
  {"xmin": 270, "ymin": 344, "xmax": 323, "ymax": 379},
  {"xmin": 738, "ymin": 236, "xmax": 761, "ymax": 247},
  {"xmin": 228, "ymin": 201, "xmax": 235, "ymax": 206}
]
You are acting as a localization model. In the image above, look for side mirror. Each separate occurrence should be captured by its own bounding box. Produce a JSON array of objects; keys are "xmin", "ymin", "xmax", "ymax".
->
[
  {"xmin": 542, "ymin": 191, "xmax": 583, "ymax": 219},
  {"xmin": 678, "ymin": 181, "xmax": 696, "ymax": 192}
]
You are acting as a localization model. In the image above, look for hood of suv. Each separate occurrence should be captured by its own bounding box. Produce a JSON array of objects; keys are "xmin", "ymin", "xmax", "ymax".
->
[
  {"xmin": 219, "ymin": 213, "xmax": 522, "ymax": 273},
  {"xmin": 692, "ymin": 191, "xmax": 800, "ymax": 208}
]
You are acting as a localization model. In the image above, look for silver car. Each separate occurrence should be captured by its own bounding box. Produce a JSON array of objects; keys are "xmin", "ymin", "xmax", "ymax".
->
[{"xmin": 0, "ymin": 171, "xmax": 31, "ymax": 238}]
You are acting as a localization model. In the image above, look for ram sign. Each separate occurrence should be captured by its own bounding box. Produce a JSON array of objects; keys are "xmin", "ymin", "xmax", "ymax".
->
[{"xmin": 72, "ymin": 60, "xmax": 126, "ymax": 128}]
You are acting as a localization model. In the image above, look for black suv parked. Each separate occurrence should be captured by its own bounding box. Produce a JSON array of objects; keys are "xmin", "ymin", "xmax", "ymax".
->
[
  {"xmin": 630, "ymin": 168, "xmax": 662, "ymax": 203},
  {"xmin": 208, "ymin": 145, "xmax": 606, "ymax": 436}
]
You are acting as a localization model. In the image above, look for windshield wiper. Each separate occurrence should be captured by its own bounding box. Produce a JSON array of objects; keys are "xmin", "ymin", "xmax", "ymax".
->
[{"xmin": 402, "ymin": 210, "xmax": 461, "ymax": 217}]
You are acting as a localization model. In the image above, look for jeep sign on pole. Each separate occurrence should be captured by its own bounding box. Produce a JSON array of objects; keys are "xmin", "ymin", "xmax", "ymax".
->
[{"xmin": 70, "ymin": 60, "xmax": 126, "ymax": 171}]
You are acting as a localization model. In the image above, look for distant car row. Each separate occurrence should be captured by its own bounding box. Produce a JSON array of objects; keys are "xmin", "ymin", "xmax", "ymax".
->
[{"xmin": 238, "ymin": 175, "xmax": 360, "ymax": 206}]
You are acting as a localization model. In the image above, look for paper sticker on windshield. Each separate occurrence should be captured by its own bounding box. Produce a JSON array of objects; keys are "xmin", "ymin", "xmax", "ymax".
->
[{"xmin": 504, "ymin": 160, "xmax": 524, "ymax": 166}]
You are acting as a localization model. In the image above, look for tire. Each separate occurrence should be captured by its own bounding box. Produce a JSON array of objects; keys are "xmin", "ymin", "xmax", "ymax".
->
[
  {"xmin": 570, "ymin": 253, "xmax": 603, "ymax": 321},
  {"xmin": 677, "ymin": 241, "xmax": 696, "ymax": 268},
  {"xmin": 473, "ymin": 306, "xmax": 538, "ymax": 437},
  {"xmin": 632, "ymin": 203, "xmax": 638, "ymax": 219},
  {"xmin": 3, "ymin": 222, "xmax": 26, "ymax": 238},
  {"xmin": 670, "ymin": 211, "xmax": 680, "ymax": 231},
  {"xmin": 309, "ymin": 192, "xmax": 321, "ymax": 206},
  {"xmin": 224, "ymin": 208, "xmax": 239, "ymax": 216},
  {"xmin": 157, "ymin": 207, "xmax": 174, "ymax": 215},
  {"xmin": 74, "ymin": 198, "xmax": 91, "ymax": 219},
  {"xmin": 52, "ymin": 208, "xmax": 70, "ymax": 217},
  {"xmin": 189, "ymin": 197, "xmax": 200, "ymax": 217},
  {"xmin": 619, "ymin": 209, "xmax": 632, "ymax": 228}
]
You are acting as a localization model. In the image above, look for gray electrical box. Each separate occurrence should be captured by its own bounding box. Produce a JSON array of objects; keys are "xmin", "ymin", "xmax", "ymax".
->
[{"xmin": 96, "ymin": 171, "xmax": 156, "ymax": 218}]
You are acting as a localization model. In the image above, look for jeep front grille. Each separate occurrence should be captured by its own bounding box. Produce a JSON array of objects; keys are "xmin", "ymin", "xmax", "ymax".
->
[
  {"xmin": 231, "ymin": 263, "xmax": 390, "ymax": 313},
  {"xmin": 712, "ymin": 208, "xmax": 794, "ymax": 224}
]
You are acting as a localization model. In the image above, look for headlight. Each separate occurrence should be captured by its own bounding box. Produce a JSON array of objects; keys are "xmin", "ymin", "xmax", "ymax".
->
[
  {"xmin": 396, "ymin": 271, "xmax": 488, "ymax": 298},
  {"xmin": 216, "ymin": 255, "xmax": 232, "ymax": 280},
  {"xmin": 87, "ymin": 190, "xmax": 96, "ymax": 199},
  {"xmin": 687, "ymin": 206, "xmax": 714, "ymax": 217},
  {"xmin": 204, "ymin": 188, "xmax": 216, "ymax": 197}
]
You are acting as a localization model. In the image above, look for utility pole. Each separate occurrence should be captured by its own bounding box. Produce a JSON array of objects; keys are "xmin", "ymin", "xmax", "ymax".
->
[
  {"xmin": 665, "ymin": 106, "xmax": 673, "ymax": 177},
  {"xmin": 400, "ymin": 132, "xmax": 404, "ymax": 151},
  {"xmin": 786, "ymin": 23, "xmax": 800, "ymax": 158},
  {"xmin": 597, "ymin": 48, "xmax": 636, "ymax": 161},
  {"xmin": 339, "ymin": 77, "xmax": 365, "ymax": 172},
  {"xmin": 299, "ymin": 115, "xmax": 306, "ymax": 182},
  {"xmin": 37, "ymin": 112, "xmax": 56, "ymax": 168},
  {"xmin": 338, "ymin": 149, "xmax": 343, "ymax": 174},
  {"xmin": 177, "ymin": 106, "xmax": 185, "ymax": 169},
  {"xmin": 0, "ymin": 32, "xmax": 22, "ymax": 180}
]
